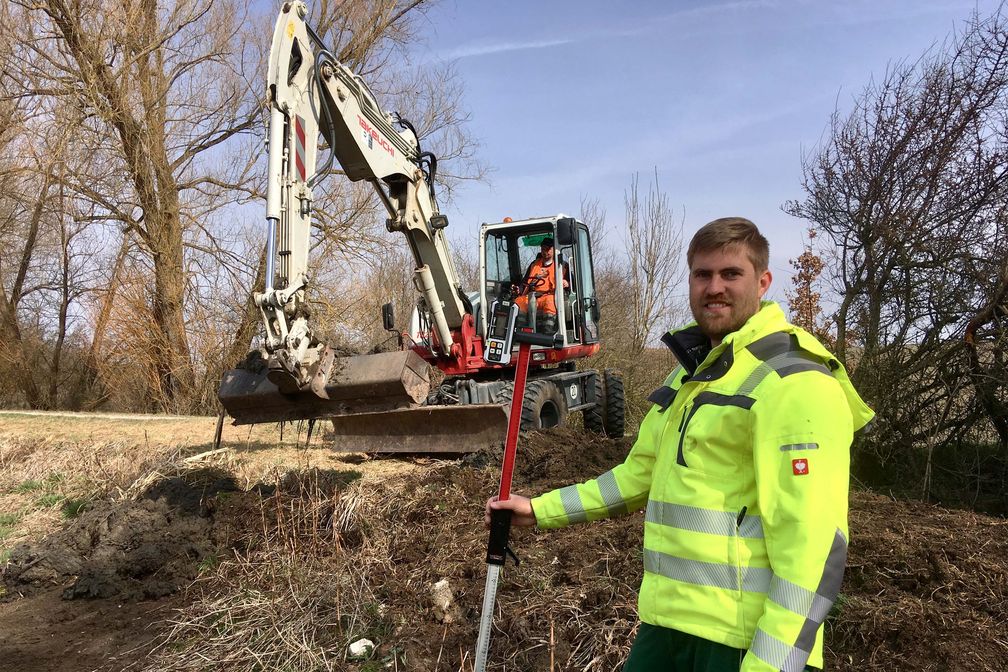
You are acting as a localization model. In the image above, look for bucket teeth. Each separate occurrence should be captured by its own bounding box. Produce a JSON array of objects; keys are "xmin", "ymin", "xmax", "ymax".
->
[{"xmin": 308, "ymin": 346, "xmax": 338, "ymax": 399}]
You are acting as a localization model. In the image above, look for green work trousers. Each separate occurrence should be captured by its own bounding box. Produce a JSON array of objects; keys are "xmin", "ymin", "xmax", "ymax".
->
[{"xmin": 623, "ymin": 623, "xmax": 815, "ymax": 672}]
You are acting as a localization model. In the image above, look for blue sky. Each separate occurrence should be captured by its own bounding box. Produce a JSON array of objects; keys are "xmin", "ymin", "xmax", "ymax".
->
[{"xmin": 407, "ymin": 0, "xmax": 998, "ymax": 300}]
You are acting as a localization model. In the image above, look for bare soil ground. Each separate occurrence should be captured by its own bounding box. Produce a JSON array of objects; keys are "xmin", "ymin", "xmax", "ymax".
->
[{"xmin": 0, "ymin": 413, "xmax": 1006, "ymax": 671}]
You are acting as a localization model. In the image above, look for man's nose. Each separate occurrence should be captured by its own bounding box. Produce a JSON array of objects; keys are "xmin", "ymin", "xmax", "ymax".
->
[{"xmin": 707, "ymin": 275, "xmax": 726, "ymax": 295}]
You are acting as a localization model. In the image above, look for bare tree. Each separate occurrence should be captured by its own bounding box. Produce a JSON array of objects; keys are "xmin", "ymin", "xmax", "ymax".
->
[
  {"xmin": 787, "ymin": 6, "xmax": 1008, "ymax": 472},
  {"xmin": 4, "ymin": 0, "xmax": 267, "ymax": 409},
  {"xmin": 2, "ymin": 0, "xmax": 471, "ymax": 412},
  {"xmin": 623, "ymin": 171, "xmax": 687, "ymax": 357},
  {"xmin": 576, "ymin": 175, "xmax": 686, "ymax": 427}
]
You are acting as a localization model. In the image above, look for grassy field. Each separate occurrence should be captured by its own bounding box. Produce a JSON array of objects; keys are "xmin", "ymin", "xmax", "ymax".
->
[{"xmin": 0, "ymin": 411, "xmax": 419, "ymax": 566}]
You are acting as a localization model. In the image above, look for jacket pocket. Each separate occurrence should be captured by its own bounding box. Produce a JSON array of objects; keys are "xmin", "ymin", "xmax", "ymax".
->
[{"xmin": 676, "ymin": 392, "xmax": 755, "ymax": 477}]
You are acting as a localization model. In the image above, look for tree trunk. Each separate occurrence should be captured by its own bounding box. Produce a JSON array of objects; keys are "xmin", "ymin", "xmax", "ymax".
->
[
  {"xmin": 964, "ymin": 260, "xmax": 1008, "ymax": 458},
  {"xmin": 148, "ymin": 209, "xmax": 194, "ymax": 410},
  {"xmin": 0, "ymin": 282, "xmax": 44, "ymax": 408},
  {"xmin": 224, "ymin": 246, "xmax": 268, "ymax": 369}
]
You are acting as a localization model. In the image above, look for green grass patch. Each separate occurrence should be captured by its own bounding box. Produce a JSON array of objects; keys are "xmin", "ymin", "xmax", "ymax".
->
[
  {"xmin": 0, "ymin": 512, "xmax": 22, "ymax": 541},
  {"xmin": 197, "ymin": 553, "xmax": 220, "ymax": 573},
  {"xmin": 35, "ymin": 493, "xmax": 64, "ymax": 508},
  {"xmin": 61, "ymin": 498, "xmax": 90, "ymax": 518},
  {"xmin": 14, "ymin": 479, "xmax": 44, "ymax": 493},
  {"xmin": 14, "ymin": 473, "xmax": 66, "ymax": 495}
]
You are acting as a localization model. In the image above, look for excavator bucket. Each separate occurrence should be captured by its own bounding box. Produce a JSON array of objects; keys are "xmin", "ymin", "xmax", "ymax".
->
[
  {"xmin": 218, "ymin": 349, "xmax": 509, "ymax": 453},
  {"xmin": 218, "ymin": 350, "xmax": 432, "ymax": 426},
  {"xmin": 326, "ymin": 405, "xmax": 508, "ymax": 453}
]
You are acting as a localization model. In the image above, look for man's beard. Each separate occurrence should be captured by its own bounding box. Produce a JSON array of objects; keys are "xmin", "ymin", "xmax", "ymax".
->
[{"xmin": 690, "ymin": 293, "xmax": 760, "ymax": 343}]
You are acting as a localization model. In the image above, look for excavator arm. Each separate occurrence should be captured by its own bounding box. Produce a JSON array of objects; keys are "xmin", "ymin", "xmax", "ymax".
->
[{"xmin": 258, "ymin": 0, "xmax": 467, "ymax": 393}]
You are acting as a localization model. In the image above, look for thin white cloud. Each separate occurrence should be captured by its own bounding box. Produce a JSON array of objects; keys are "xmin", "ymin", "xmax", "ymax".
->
[
  {"xmin": 442, "ymin": 37, "xmax": 575, "ymax": 60},
  {"xmin": 439, "ymin": 0, "xmax": 783, "ymax": 61}
]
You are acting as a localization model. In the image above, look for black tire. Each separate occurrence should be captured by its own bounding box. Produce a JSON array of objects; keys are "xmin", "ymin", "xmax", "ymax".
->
[
  {"xmin": 602, "ymin": 369, "xmax": 625, "ymax": 438},
  {"xmin": 583, "ymin": 372, "xmax": 606, "ymax": 434},
  {"xmin": 520, "ymin": 379, "xmax": 568, "ymax": 429}
]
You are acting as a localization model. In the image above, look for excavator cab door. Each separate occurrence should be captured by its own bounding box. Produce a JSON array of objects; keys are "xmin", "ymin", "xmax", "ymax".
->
[{"xmin": 560, "ymin": 219, "xmax": 600, "ymax": 345}]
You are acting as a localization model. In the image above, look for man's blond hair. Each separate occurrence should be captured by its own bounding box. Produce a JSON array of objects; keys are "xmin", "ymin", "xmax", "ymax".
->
[{"xmin": 687, "ymin": 217, "xmax": 769, "ymax": 272}]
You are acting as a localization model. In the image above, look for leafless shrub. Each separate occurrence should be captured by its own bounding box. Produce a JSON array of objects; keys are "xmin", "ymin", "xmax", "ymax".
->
[{"xmin": 788, "ymin": 5, "xmax": 1008, "ymax": 495}]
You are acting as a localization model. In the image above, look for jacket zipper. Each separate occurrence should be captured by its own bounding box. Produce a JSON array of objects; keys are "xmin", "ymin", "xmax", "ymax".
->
[{"xmin": 675, "ymin": 401, "xmax": 700, "ymax": 467}]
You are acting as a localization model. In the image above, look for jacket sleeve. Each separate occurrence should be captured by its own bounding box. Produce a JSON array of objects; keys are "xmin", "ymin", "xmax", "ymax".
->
[
  {"xmin": 531, "ymin": 402, "xmax": 665, "ymax": 528},
  {"xmin": 741, "ymin": 371, "xmax": 853, "ymax": 672}
]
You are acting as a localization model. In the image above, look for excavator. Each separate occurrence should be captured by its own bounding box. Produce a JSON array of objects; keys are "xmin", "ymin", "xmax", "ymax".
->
[{"xmin": 217, "ymin": 1, "xmax": 625, "ymax": 452}]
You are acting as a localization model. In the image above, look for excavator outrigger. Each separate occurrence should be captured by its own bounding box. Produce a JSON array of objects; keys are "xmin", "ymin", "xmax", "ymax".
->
[{"xmin": 218, "ymin": 2, "xmax": 625, "ymax": 452}]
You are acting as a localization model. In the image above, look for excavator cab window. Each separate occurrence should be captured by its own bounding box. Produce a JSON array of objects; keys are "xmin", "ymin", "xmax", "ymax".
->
[
  {"xmin": 483, "ymin": 220, "xmax": 598, "ymax": 345},
  {"xmin": 484, "ymin": 232, "xmax": 519, "ymax": 301}
]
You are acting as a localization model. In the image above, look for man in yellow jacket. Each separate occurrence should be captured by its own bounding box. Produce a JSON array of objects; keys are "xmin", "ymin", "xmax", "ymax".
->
[{"xmin": 487, "ymin": 217, "xmax": 874, "ymax": 671}]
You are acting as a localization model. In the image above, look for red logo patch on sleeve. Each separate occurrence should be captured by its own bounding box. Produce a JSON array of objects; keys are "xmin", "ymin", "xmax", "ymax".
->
[{"xmin": 792, "ymin": 458, "xmax": 809, "ymax": 476}]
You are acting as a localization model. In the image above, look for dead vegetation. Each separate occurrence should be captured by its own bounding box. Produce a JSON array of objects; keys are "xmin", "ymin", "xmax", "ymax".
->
[{"xmin": 0, "ymin": 417, "xmax": 1006, "ymax": 672}]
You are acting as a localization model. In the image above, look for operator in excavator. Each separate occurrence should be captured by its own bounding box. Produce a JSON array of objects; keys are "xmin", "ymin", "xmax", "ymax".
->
[{"xmin": 514, "ymin": 236, "xmax": 569, "ymax": 334}]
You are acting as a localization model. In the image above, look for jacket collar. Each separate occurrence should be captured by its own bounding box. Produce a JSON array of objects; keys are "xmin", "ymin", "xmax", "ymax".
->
[{"xmin": 662, "ymin": 302, "xmax": 787, "ymax": 378}]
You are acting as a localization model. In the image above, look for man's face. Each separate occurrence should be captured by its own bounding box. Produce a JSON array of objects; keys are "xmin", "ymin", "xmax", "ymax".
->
[
  {"xmin": 688, "ymin": 244, "xmax": 772, "ymax": 345},
  {"xmin": 541, "ymin": 244, "xmax": 554, "ymax": 261}
]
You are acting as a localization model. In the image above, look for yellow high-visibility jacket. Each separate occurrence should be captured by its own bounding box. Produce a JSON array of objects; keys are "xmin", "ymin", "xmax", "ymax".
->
[{"xmin": 532, "ymin": 302, "xmax": 874, "ymax": 671}]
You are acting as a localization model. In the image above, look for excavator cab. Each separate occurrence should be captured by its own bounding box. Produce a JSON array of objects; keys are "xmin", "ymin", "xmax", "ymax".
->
[{"xmin": 480, "ymin": 215, "xmax": 600, "ymax": 348}]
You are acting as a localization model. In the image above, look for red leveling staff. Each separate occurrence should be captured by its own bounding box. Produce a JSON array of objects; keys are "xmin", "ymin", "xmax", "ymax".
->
[{"xmin": 474, "ymin": 324, "xmax": 559, "ymax": 672}]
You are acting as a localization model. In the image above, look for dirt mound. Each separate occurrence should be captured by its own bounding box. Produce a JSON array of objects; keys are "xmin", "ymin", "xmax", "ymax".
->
[
  {"xmin": 3, "ymin": 467, "xmax": 242, "ymax": 600},
  {"xmin": 315, "ymin": 429, "xmax": 1008, "ymax": 671},
  {"xmin": 378, "ymin": 428, "xmax": 641, "ymax": 670},
  {"xmin": 2, "ymin": 464, "xmax": 366, "ymax": 603},
  {"xmin": 831, "ymin": 492, "xmax": 1008, "ymax": 671}
]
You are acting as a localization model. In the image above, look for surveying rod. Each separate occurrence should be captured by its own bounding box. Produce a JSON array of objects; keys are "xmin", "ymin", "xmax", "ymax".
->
[{"xmin": 474, "ymin": 300, "xmax": 560, "ymax": 672}]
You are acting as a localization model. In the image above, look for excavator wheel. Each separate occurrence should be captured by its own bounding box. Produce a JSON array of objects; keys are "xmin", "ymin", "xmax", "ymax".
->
[
  {"xmin": 583, "ymin": 372, "xmax": 606, "ymax": 434},
  {"xmin": 601, "ymin": 369, "xmax": 626, "ymax": 438},
  {"xmin": 520, "ymin": 379, "xmax": 568, "ymax": 429},
  {"xmin": 584, "ymin": 370, "xmax": 625, "ymax": 438},
  {"xmin": 497, "ymin": 379, "xmax": 568, "ymax": 430}
]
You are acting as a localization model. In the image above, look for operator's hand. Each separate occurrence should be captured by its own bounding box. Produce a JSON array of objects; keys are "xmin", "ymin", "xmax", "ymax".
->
[
  {"xmin": 486, "ymin": 495, "xmax": 536, "ymax": 528},
  {"xmin": 562, "ymin": 278, "xmax": 570, "ymax": 290}
]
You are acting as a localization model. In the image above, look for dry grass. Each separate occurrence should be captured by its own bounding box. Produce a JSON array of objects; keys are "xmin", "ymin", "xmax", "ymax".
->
[
  {"xmin": 0, "ymin": 411, "xmax": 422, "ymax": 574},
  {"xmin": 137, "ymin": 469, "xmax": 409, "ymax": 672},
  {"xmin": 0, "ymin": 410, "xmax": 277, "ymax": 446},
  {"xmin": 9, "ymin": 416, "xmax": 1001, "ymax": 672},
  {"xmin": 129, "ymin": 442, "xmax": 640, "ymax": 672}
]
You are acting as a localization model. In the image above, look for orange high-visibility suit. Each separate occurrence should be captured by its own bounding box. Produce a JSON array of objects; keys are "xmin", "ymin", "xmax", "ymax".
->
[{"xmin": 515, "ymin": 257, "xmax": 560, "ymax": 315}]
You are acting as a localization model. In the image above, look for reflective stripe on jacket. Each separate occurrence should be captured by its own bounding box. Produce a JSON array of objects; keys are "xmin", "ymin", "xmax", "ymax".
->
[{"xmin": 531, "ymin": 302, "xmax": 874, "ymax": 671}]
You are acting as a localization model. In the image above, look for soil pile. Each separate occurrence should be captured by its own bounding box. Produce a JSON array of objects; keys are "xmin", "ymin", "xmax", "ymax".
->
[
  {"xmin": 350, "ymin": 431, "xmax": 1008, "ymax": 672},
  {"xmin": 831, "ymin": 492, "xmax": 1008, "ymax": 671},
  {"xmin": 3, "ymin": 467, "xmax": 242, "ymax": 600}
]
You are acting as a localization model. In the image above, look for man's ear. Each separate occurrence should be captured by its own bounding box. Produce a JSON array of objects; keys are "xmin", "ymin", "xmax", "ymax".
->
[{"xmin": 758, "ymin": 269, "xmax": 772, "ymax": 299}]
